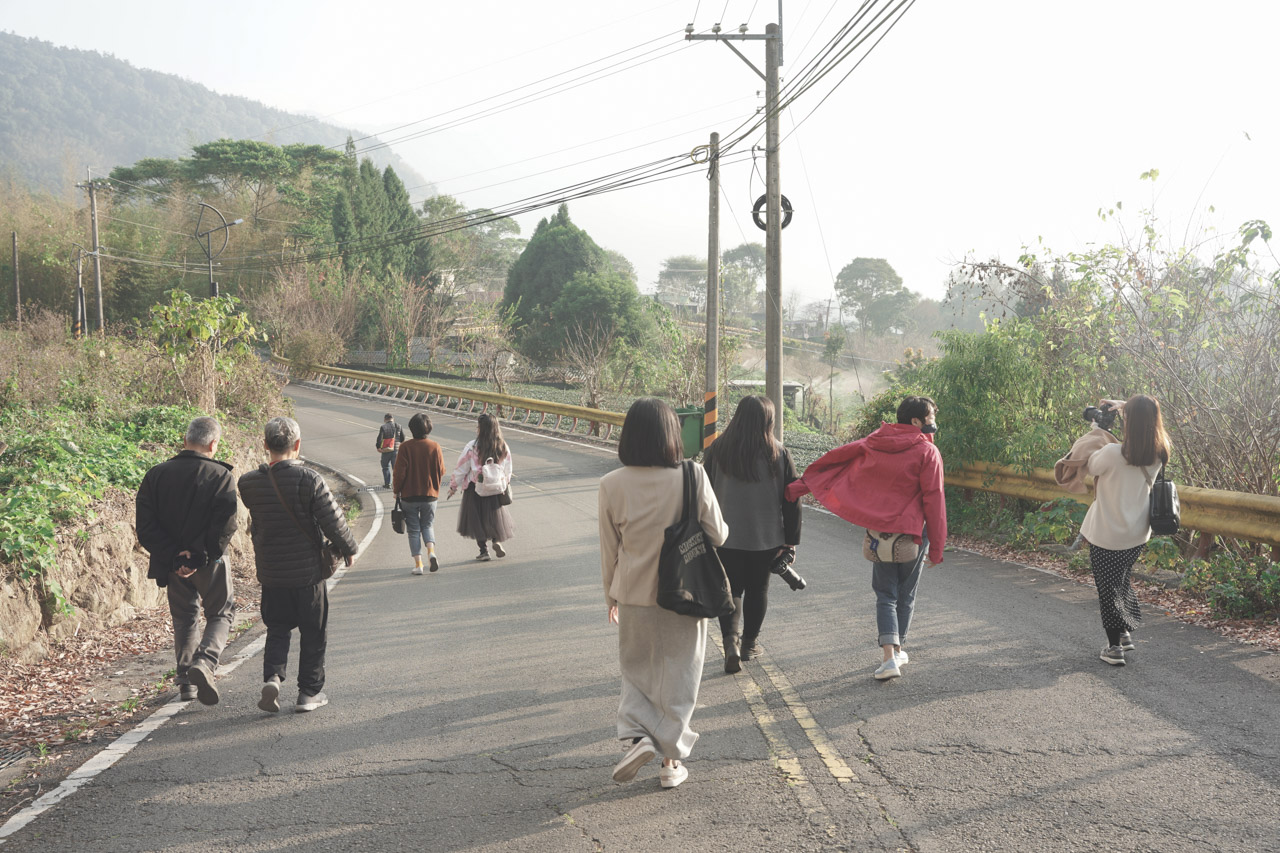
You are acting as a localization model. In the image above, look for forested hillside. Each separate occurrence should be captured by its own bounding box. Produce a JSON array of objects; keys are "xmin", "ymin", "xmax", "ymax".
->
[{"xmin": 0, "ymin": 32, "xmax": 428, "ymax": 193}]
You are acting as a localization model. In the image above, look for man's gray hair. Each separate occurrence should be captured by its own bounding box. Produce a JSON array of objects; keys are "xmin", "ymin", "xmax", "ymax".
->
[
  {"xmin": 264, "ymin": 416, "xmax": 302, "ymax": 453},
  {"xmin": 185, "ymin": 416, "xmax": 222, "ymax": 448}
]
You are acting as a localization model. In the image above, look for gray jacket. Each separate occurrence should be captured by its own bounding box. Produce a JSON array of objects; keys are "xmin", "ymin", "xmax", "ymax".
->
[{"xmin": 237, "ymin": 460, "xmax": 358, "ymax": 588}]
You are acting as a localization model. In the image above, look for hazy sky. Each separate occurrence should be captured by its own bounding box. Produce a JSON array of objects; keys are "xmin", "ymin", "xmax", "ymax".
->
[{"xmin": 6, "ymin": 0, "xmax": 1279, "ymax": 306}]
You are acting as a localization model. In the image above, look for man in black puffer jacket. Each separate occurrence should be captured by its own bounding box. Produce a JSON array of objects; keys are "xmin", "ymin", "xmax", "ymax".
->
[
  {"xmin": 136, "ymin": 416, "xmax": 238, "ymax": 706},
  {"xmin": 238, "ymin": 416, "xmax": 358, "ymax": 714}
]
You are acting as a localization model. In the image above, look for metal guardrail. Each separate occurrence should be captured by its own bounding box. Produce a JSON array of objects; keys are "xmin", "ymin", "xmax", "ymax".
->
[
  {"xmin": 277, "ymin": 358, "xmax": 1280, "ymax": 550},
  {"xmin": 949, "ymin": 462, "xmax": 1280, "ymax": 549},
  {"xmin": 276, "ymin": 358, "xmax": 627, "ymax": 440}
]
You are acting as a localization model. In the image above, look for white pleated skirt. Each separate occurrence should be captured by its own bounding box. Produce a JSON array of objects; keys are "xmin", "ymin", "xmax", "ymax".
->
[{"xmin": 616, "ymin": 603, "xmax": 707, "ymax": 760}]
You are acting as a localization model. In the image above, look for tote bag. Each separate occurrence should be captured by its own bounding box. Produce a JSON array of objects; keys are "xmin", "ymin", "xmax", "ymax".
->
[
  {"xmin": 657, "ymin": 462, "xmax": 735, "ymax": 619},
  {"xmin": 1147, "ymin": 465, "xmax": 1180, "ymax": 536}
]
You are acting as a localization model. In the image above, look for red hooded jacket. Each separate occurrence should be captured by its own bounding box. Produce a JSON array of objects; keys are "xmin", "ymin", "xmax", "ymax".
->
[{"xmin": 785, "ymin": 422, "xmax": 947, "ymax": 563}]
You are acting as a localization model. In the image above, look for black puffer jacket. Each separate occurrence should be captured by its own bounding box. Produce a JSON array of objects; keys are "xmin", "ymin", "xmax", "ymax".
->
[
  {"xmin": 136, "ymin": 450, "xmax": 238, "ymax": 588},
  {"xmin": 237, "ymin": 459, "xmax": 358, "ymax": 588}
]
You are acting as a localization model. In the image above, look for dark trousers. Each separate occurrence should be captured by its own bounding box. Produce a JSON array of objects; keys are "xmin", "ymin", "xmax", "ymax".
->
[
  {"xmin": 261, "ymin": 582, "xmax": 329, "ymax": 696},
  {"xmin": 717, "ymin": 548, "xmax": 774, "ymax": 642},
  {"xmin": 167, "ymin": 557, "xmax": 234, "ymax": 684},
  {"xmin": 380, "ymin": 449, "xmax": 397, "ymax": 486}
]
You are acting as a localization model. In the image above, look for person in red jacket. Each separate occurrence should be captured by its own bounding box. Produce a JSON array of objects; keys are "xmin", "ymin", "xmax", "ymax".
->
[{"xmin": 787, "ymin": 396, "xmax": 947, "ymax": 681}]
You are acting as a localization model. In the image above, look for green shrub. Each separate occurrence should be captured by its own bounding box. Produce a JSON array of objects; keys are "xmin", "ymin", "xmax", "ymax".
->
[
  {"xmin": 1022, "ymin": 497, "xmax": 1088, "ymax": 546},
  {"xmin": 1181, "ymin": 555, "xmax": 1280, "ymax": 619}
]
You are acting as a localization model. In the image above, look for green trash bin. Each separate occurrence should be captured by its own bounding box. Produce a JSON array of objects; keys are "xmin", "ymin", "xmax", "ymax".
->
[{"xmin": 675, "ymin": 406, "xmax": 704, "ymax": 459}]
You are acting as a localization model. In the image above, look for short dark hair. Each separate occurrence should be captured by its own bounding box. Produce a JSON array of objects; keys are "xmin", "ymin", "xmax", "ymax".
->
[
  {"xmin": 408, "ymin": 412, "xmax": 432, "ymax": 439},
  {"xmin": 617, "ymin": 397, "xmax": 682, "ymax": 468},
  {"xmin": 383, "ymin": 413, "xmax": 394, "ymax": 422},
  {"xmin": 896, "ymin": 396, "xmax": 937, "ymax": 425}
]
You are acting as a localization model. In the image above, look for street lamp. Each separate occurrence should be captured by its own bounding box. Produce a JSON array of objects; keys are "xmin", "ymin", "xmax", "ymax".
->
[{"xmin": 194, "ymin": 203, "xmax": 243, "ymax": 298}]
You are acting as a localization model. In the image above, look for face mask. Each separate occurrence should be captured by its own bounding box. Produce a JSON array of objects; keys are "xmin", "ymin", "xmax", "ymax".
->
[{"xmin": 921, "ymin": 423, "xmax": 938, "ymax": 435}]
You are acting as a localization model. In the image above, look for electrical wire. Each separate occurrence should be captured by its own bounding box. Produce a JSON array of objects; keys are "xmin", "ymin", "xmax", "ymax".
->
[
  {"xmin": 101, "ymin": 216, "xmax": 192, "ymax": 238},
  {"xmin": 249, "ymin": 2, "xmax": 689, "ymax": 143},
  {"xmin": 347, "ymin": 35, "xmax": 696, "ymax": 158}
]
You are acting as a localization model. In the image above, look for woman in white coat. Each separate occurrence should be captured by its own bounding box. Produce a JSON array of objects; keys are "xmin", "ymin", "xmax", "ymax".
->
[
  {"xmin": 1080, "ymin": 394, "xmax": 1171, "ymax": 666},
  {"xmin": 598, "ymin": 398, "xmax": 727, "ymax": 789}
]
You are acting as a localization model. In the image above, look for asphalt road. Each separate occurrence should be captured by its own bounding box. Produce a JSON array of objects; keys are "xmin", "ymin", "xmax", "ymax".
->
[{"xmin": 6, "ymin": 383, "xmax": 1279, "ymax": 852}]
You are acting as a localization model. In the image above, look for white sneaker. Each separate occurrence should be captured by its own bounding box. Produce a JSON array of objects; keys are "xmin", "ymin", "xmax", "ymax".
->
[
  {"xmin": 296, "ymin": 691, "xmax": 329, "ymax": 712},
  {"xmin": 612, "ymin": 736, "xmax": 656, "ymax": 782},
  {"xmin": 659, "ymin": 762, "xmax": 689, "ymax": 789},
  {"xmin": 895, "ymin": 649, "xmax": 909, "ymax": 666},
  {"xmin": 258, "ymin": 678, "xmax": 280, "ymax": 713},
  {"xmin": 874, "ymin": 658, "xmax": 901, "ymax": 680},
  {"xmin": 411, "ymin": 563, "xmax": 424, "ymax": 576}
]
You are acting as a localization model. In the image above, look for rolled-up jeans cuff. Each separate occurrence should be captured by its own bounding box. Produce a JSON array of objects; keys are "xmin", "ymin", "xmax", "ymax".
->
[{"xmin": 878, "ymin": 632, "xmax": 901, "ymax": 648}]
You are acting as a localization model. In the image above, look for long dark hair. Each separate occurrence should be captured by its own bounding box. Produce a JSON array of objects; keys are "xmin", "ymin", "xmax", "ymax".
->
[
  {"xmin": 705, "ymin": 395, "xmax": 779, "ymax": 481},
  {"xmin": 475, "ymin": 414, "xmax": 508, "ymax": 462},
  {"xmin": 1121, "ymin": 394, "xmax": 1171, "ymax": 467},
  {"xmin": 617, "ymin": 397, "xmax": 682, "ymax": 468}
]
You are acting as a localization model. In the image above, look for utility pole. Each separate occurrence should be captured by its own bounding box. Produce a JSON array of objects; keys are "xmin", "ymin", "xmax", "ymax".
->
[
  {"xmin": 10, "ymin": 232, "xmax": 18, "ymax": 329},
  {"xmin": 703, "ymin": 132, "xmax": 720, "ymax": 452},
  {"xmin": 86, "ymin": 176, "xmax": 105, "ymax": 333},
  {"xmin": 688, "ymin": 5, "xmax": 785, "ymax": 438},
  {"xmin": 72, "ymin": 247, "xmax": 87, "ymax": 339}
]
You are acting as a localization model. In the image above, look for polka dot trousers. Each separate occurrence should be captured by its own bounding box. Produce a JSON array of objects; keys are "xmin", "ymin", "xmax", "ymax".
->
[{"xmin": 1089, "ymin": 543, "xmax": 1143, "ymax": 642}]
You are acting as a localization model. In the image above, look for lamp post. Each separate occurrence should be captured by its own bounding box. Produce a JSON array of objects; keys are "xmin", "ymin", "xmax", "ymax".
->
[{"xmin": 194, "ymin": 203, "xmax": 243, "ymax": 298}]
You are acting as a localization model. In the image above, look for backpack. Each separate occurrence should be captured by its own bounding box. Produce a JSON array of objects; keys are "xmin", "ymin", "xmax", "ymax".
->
[{"xmin": 475, "ymin": 456, "xmax": 508, "ymax": 496}]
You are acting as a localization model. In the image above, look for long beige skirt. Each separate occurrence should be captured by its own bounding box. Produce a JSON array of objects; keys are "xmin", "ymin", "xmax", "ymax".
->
[{"xmin": 616, "ymin": 603, "xmax": 707, "ymax": 760}]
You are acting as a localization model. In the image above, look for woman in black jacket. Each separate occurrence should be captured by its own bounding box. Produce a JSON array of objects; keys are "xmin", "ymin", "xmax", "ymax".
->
[{"xmin": 703, "ymin": 396, "xmax": 802, "ymax": 672}]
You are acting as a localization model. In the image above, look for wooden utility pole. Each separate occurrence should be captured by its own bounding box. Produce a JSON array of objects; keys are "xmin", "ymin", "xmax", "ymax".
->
[
  {"xmin": 688, "ymin": 6, "xmax": 785, "ymax": 439},
  {"xmin": 703, "ymin": 132, "xmax": 720, "ymax": 452},
  {"xmin": 87, "ymin": 178, "xmax": 104, "ymax": 333},
  {"xmin": 764, "ymin": 21, "xmax": 782, "ymax": 440},
  {"xmin": 10, "ymin": 232, "xmax": 19, "ymax": 329}
]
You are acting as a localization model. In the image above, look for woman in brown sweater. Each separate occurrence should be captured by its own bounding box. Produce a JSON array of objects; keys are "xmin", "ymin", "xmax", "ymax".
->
[
  {"xmin": 392, "ymin": 413, "xmax": 446, "ymax": 574},
  {"xmin": 598, "ymin": 398, "xmax": 727, "ymax": 789}
]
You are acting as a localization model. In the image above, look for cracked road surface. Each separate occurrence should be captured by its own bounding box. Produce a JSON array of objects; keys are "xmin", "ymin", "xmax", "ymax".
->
[{"xmin": 7, "ymin": 383, "xmax": 1279, "ymax": 851}]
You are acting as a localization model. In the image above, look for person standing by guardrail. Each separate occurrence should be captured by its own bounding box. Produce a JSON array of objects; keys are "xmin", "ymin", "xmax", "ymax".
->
[
  {"xmin": 375, "ymin": 413, "xmax": 405, "ymax": 489},
  {"xmin": 393, "ymin": 413, "xmax": 446, "ymax": 575},
  {"xmin": 599, "ymin": 398, "xmax": 728, "ymax": 789},
  {"xmin": 703, "ymin": 395, "xmax": 802, "ymax": 673},
  {"xmin": 446, "ymin": 413, "xmax": 514, "ymax": 561},
  {"xmin": 1078, "ymin": 395, "xmax": 1172, "ymax": 667}
]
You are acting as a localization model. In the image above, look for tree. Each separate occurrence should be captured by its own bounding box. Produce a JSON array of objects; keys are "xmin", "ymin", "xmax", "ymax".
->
[
  {"xmin": 502, "ymin": 204, "xmax": 607, "ymax": 362},
  {"xmin": 145, "ymin": 289, "xmax": 260, "ymax": 412},
  {"xmin": 835, "ymin": 257, "xmax": 906, "ymax": 345},
  {"xmin": 560, "ymin": 316, "xmax": 618, "ymax": 416},
  {"xmin": 822, "ymin": 326, "xmax": 846, "ymax": 432},
  {"xmin": 654, "ymin": 254, "xmax": 707, "ymax": 308},
  {"xmin": 721, "ymin": 242, "xmax": 765, "ymax": 321}
]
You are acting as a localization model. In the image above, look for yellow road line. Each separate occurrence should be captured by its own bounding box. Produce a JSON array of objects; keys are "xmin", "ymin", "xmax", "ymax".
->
[{"xmin": 759, "ymin": 659, "xmax": 858, "ymax": 784}]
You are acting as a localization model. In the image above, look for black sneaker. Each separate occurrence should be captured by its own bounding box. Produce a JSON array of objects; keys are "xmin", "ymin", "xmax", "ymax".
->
[
  {"xmin": 1099, "ymin": 645, "xmax": 1126, "ymax": 666},
  {"xmin": 1119, "ymin": 632, "xmax": 1135, "ymax": 651},
  {"xmin": 476, "ymin": 552, "xmax": 491, "ymax": 562},
  {"xmin": 179, "ymin": 684, "xmax": 198, "ymax": 702},
  {"xmin": 740, "ymin": 640, "xmax": 762, "ymax": 661}
]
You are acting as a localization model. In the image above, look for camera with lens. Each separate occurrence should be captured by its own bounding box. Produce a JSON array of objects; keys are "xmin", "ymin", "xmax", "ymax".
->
[
  {"xmin": 1083, "ymin": 403, "xmax": 1119, "ymax": 432},
  {"xmin": 770, "ymin": 546, "xmax": 806, "ymax": 591}
]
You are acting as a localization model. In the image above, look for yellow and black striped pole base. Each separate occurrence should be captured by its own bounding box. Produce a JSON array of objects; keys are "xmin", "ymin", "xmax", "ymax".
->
[{"xmin": 703, "ymin": 391, "xmax": 718, "ymax": 451}]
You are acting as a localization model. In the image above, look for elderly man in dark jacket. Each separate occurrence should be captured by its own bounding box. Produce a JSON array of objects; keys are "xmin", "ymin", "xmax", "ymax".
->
[
  {"xmin": 135, "ymin": 416, "xmax": 238, "ymax": 706},
  {"xmin": 238, "ymin": 416, "xmax": 358, "ymax": 713}
]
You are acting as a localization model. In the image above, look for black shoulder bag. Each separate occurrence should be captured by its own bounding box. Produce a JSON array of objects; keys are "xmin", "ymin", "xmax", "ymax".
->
[
  {"xmin": 1145, "ymin": 464, "xmax": 1180, "ymax": 536},
  {"xmin": 657, "ymin": 461, "xmax": 734, "ymax": 619},
  {"xmin": 267, "ymin": 466, "xmax": 342, "ymax": 579}
]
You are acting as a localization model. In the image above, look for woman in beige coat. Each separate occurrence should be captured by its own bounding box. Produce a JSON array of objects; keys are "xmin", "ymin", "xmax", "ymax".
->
[{"xmin": 598, "ymin": 398, "xmax": 728, "ymax": 789}]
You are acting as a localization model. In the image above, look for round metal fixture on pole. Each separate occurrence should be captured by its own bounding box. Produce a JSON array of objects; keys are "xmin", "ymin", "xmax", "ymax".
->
[{"xmin": 194, "ymin": 203, "xmax": 243, "ymax": 298}]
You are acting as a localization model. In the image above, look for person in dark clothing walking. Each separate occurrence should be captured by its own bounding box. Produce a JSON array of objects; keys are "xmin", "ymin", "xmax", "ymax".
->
[
  {"xmin": 135, "ymin": 416, "xmax": 239, "ymax": 706},
  {"xmin": 238, "ymin": 417, "xmax": 358, "ymax": 713},
  {"xmin": 703, "ymin": 396, "xmax": 802, "ymax": 672},
  {"xmin": 376, "ymin": 413, "xmax": 405, "ymax": 488}
]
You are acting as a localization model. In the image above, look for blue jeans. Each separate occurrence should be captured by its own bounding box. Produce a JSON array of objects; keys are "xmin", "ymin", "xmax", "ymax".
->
[
  {"xmin": 380, "ymin": 449, "xmax": 397, "ymax": 486},
  {"xmin": 402, "ymin": 498, "xmax": 437, "ymax": 556},
  {"xmin": 870, "ymin": 530, "xmax": 928, "ymax": 648}
]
